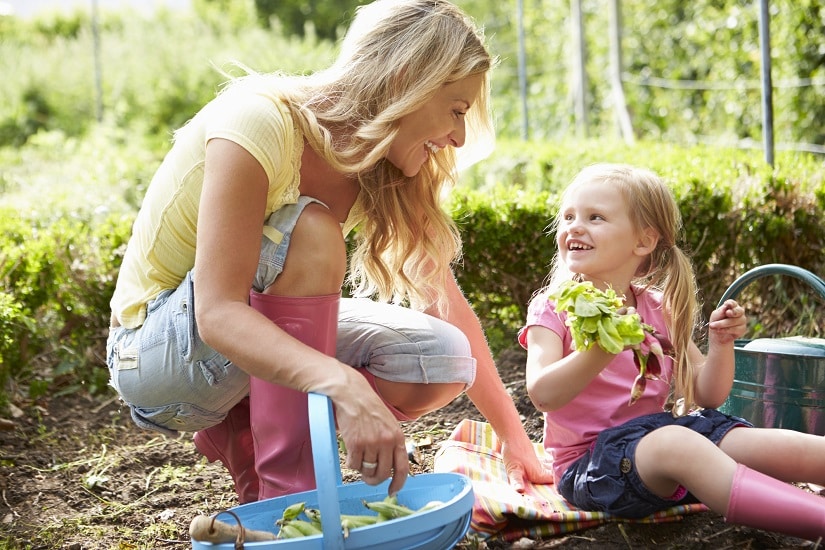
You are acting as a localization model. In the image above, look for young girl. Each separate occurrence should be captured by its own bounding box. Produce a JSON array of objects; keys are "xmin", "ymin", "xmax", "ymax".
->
[{"xmin": 519, "ymin": 163, "xmax": 825, "ymax": 540}]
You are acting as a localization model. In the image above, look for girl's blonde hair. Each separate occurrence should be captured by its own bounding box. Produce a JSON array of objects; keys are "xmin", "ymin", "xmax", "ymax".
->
[
  {"xmin": 547, "ymin": 163, "xmax": 700, "ymax": 410},
  {"xmin": 221, "ymin": 0, "xmax": 494, "ymax": 314}
]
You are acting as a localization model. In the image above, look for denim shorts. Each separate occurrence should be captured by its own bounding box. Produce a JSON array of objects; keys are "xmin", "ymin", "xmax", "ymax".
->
[
  {"xmin": 557, "ymin": 409, "xmax": 752, "ymax": 518},
  {"xmin": 107, "ymin": 196, "xmax": 477, "ymax": 436}
]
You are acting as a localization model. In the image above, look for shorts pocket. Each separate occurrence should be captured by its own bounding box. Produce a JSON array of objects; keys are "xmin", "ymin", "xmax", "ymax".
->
[
  {"xmin": 173, "ymin": 271, "xmax": 198, "ymax": 362},
  {"xmin": 114, "ymin": 342, "xmax": 139, "ymax": 371},
  {"xmin": 197, "ymin": 356, "xmax": 233, "ymax": 386}
]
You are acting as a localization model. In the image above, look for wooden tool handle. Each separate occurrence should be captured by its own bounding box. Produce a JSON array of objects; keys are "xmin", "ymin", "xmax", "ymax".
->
[{"xmin": 189, "ymin": 514, "xmax": 277, "ymax": 544}]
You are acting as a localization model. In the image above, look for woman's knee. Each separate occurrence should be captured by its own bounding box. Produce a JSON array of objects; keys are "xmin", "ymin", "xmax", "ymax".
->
[
  {"xmin": 374, "ymin": 379, "xmax": 466, "ymax": 420},
  {"xmin": 268, "ymin": 202, "xmax": 346, "ymax": 295}
]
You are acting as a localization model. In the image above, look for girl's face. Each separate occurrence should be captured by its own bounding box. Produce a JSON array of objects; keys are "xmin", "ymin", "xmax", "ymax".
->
[
  {"xmin": 556, "ymin": 179, "xmax": 652, "ymax": 289},
  {"xmin": 386, "ymin": 73, "xmax": 484, "ymax": 177}
]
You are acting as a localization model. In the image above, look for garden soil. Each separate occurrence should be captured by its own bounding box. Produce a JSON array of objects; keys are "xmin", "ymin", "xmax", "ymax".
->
[{"xmin": 0, "ymin": 347, "xmax": 818, "ymax": 549}]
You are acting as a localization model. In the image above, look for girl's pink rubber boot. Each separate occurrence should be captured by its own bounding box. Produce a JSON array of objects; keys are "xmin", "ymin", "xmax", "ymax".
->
[{"xmin": 725, "ymin": 463, "xmax": 825, "ymax": 541}]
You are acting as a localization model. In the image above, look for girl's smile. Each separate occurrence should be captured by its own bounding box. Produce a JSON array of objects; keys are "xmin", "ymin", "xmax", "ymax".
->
[{"xmin": 556, "ymin": 179, "xmax": 649, "ymax": 290}]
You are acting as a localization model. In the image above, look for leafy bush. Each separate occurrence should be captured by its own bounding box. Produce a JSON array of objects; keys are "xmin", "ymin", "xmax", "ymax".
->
[
  {"xmin": 1, "ymin": 128, "xmax": 824, "ymax": 414},
  {"xmin": 0, "ymin": 208, "xmax": 134, "ymax": 403}
]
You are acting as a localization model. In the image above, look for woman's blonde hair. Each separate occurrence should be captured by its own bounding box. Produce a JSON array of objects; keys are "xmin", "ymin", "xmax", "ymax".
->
[
  {"xmin": 547, "ymin": 163, "xmax": 701, "ymax": 410},
  {"xmin": 224, "ymin": 0, "xmax": 495, "ymax": 314}
]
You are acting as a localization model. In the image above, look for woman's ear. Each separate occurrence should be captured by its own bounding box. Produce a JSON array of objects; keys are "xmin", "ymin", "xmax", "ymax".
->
[{"xmin": 634, "ymin": 227, "xmax": 659, "ymax": 256}]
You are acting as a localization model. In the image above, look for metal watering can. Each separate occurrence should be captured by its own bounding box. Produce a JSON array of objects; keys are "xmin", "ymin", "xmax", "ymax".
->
[{"xmin": 718, "ymin": 264, "xmax": 825, "ymax": 434}]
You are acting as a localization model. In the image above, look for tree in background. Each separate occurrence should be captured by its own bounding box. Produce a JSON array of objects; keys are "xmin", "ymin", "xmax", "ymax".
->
[
  {"xmin": 254, "ymin": 0, "xmax": 365, "ymax": 40},
  {"xmin": 459, "ymin": 0, "xmax": 824, "ymax": 150}
]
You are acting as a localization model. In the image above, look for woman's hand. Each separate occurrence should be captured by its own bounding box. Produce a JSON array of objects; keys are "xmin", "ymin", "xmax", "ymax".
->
[
  {"xmin": 330, "ymin": 372, "xmax": 410, "ymax": 496},
  {"xmin": 501, "ymin": 435, "xmax": 554, "ymax": 492}
]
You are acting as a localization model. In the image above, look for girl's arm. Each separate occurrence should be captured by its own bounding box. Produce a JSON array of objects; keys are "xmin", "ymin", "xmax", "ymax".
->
[
  {"xmin": 432, "ymin": 275, "xmax": 554, "ymax": 491},
  {"xmin": 524, "ymin": 324, "xmax": 615, "ymax": 412},
  {"xmin": 692, "ymin": 299, "xmax": 747, "ymax": 408}
]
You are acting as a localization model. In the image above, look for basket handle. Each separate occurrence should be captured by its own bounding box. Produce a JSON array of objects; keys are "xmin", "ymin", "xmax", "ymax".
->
[
  {"xmin": 717, "ymin": 263, "xmax": 825, "ymax": 307},
  {"xmin": 308, "ymin": 392, "xmax": 346, "ymax": 549}
]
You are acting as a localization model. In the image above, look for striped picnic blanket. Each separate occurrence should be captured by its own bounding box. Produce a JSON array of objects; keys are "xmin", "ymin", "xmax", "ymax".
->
[{"xmin": 432, "ymin": 419, "xmax": 708, "ymax": 541}]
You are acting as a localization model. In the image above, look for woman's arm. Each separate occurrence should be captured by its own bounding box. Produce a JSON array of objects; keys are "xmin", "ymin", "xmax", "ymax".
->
[
  {"xmin": 432, "ymin": 275, "xmax": 554, "ymax": 490},
  {"xmin": 194, "ymin": 138, "xmax": 408, "ymax": 494}
]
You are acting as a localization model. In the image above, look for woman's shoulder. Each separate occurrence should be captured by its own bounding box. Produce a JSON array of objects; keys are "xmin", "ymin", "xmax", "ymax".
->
[{"xmin": 210, "ymin": 78, "xmax": 292, "ymax": 123}]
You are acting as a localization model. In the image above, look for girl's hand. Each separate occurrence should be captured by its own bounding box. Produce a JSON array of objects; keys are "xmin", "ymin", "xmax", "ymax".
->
[{"xmin": 708, "ymin": 299, "xmax": 747, "ymax": 345}]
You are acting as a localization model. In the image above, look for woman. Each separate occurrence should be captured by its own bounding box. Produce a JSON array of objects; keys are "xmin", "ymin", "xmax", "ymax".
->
[{"xmin": 107, "ymin": 0, "xmax": 552, "ymax": 504}]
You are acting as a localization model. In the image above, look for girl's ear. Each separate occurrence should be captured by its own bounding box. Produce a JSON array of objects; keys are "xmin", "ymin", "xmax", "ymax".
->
[{"xmin": 634, "ymin": 227, "xmax": 659, "ymax": 256}]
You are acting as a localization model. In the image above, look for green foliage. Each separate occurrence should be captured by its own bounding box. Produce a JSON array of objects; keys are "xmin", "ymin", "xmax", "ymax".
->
[
  {"xmin": 449, "ymin": 185, "xmax": 556, "ymax": 352},
  {"xmin": 0, "ymin": 125, "xmax": 143, "ymax": 405},
  {"xmin": 253, "ymin": 0, "xmax": 365, "ymax": 40},
  {"xmin": 0, "ymin": 5, "xmax": 336, "ymax": 149},
  {"xmin": 453, "ymin": 0, "xmax": 825, "ymax": 146},
  {"xmin": 0, "ymin": 207, "xmax": 134, "ymax": 402},
  {"xmin": 2, "ymin": 1, "xmax": 824, "ymax": 147}
]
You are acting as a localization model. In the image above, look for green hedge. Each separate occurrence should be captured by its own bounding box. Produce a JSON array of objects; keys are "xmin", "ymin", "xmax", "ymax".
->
[
  {"xmin": 1, "ymin": 136, "xmax": 823, "ymax": 413},
  {"xmin": 0, "ymin": 209, "xmax": 133, "ymax": 407}
]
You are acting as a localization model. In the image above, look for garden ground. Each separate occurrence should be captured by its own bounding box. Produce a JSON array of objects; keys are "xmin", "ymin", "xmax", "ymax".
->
[{"xmin": 0, "ymin": 347, "xmax": 818, "ymax": 549}]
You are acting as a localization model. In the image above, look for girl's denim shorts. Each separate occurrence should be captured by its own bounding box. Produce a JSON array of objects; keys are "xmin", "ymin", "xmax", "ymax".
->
[
  {"xmin": 107, "ymin": 196, "xmax": 477, "ymax": 436},
  {"xmin": 558, "ymin": 408, "xmax": 752, "ymax": 518}
]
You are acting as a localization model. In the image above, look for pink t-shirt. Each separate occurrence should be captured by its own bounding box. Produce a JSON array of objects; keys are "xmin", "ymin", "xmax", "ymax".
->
[{"xmin": 518, "ymin": 286, "xmax": 674, "ymax": 481}]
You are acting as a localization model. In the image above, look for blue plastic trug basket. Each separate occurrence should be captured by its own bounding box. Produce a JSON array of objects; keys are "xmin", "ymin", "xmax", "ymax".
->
[{"xmin": 191, "ymin": 393, "xmax": 475, "ymax": 550}]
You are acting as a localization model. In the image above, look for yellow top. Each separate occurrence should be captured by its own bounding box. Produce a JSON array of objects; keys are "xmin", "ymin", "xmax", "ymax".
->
[{"xmin": 110, "ymin": 81, "xmax": 359, "ymax": 329}]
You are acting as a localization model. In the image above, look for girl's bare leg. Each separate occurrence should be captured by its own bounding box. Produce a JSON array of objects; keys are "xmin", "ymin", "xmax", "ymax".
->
[
  {"xmin": 634, "ymin": 424, "xmax": 825, "ymax": 540},
  {"xmin": 634, "ymin": 425, "xmax": 738, "ymax": 513},
  {"xmin": 718, "ymin": 427, "xmax": 825, "ymax": 484}
]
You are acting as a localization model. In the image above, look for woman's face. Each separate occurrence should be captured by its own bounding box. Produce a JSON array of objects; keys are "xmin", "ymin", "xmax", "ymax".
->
[{"xmin": 386, "ymin": 73, "xmax": 484, "ymax": 177}]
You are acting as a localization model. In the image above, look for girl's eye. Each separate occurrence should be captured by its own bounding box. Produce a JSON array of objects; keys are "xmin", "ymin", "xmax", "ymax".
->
[{"xmin": 590, "ymin": 214, "xmax": 605, "ymax": 221}]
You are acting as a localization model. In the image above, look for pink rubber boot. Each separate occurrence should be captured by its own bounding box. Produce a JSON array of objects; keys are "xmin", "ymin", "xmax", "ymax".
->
[
  {"xmin": 248, "ymin": 290, "xmax": 339, "ymax": 500},
  {"xmin": 725, "ymin": 463, "xmax": 825, "ymax": 540},
  {"xmin": 192, "ymin": 396, "xmax": 259, "ymax": 503}
]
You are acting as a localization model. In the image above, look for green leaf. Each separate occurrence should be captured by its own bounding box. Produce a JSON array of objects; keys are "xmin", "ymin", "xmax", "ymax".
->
[
  {"xmin": 573, "ymin": 294, "xmax": 601, "ymax": 317},
  {"xmin": 596, "ymin": 317, "xmax": 624, "ymax": 354}
]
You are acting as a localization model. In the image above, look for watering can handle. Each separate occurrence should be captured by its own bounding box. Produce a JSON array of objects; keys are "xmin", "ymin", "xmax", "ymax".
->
[{"xmin": 717, "ymin": 263, "xmax": 825, "ymax": 307}]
